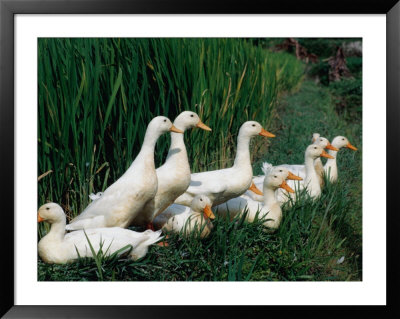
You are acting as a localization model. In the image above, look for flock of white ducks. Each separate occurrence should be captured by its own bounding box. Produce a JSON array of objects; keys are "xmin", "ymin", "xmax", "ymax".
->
[{"xmin": 38, "ymin": 112, "xmax": 357, "ymax": 264}]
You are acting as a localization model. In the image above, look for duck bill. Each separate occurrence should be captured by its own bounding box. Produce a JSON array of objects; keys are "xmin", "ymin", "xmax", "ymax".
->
[
  {"xmin": 170, "ymin": 125, "xmax": 184, "ymax": 134},
  {"xmin": 287, "ymin": 171, "xmax": 303, "ymax": 181},
  {"xmin": 326, "ymin": 143, "xmax": 339, "ymax": 151},
  {"xmin": 37, "ymin": 213, "xmax": 44, "ymax": 223},
  {"xmin": 279, "ymin": 180, "xmax": 295, "ymax": 193},
  {"xmin": 321, "ymin": 150, "xmax": 334, "ymax": 159},
  {"xmin": 196, "ymin": 120, "xmax": 212, "ymax": 131},
  {"xmin": 203, "ymin": 205, "xmax": 216, "ymax": 220},
  {"xmin": 248, "ymin": 182, "xmax": 263, "ymax": 195},
  {"xmin": 259, "ymin": 128, "xmax": 275, "ymax": 138},
  {"xmin": 346, "ymin": 142, "xmax": 358, "ymax": 151}
]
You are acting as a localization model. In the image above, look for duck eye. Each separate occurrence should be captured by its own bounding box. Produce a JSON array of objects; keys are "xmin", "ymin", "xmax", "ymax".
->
[
  {"xmin": 190, "ymin": 114, "xmax": 194, "ymax": 117},
  {"xmin": 46, "ymin": 207, "xmax": 49, "ymax": 210},
  {"xmin": 342, "ymin": 138, "xmax": 345, "ymax": 140},
  {"xmin": 164, "ymin": 119, "xmax": 167, "ymax": 122},
  {"xmin": 279, "ymin": 170, "xmax": 283, "ymax": 172},
  {"xmin": 252, "ymin": 124, "xmax": 256, "ymax": 127},
  {"xmin": 314, "ymin": 147, "xmax": 317, "ymax": 149},
  {"xmin": 200, "ymin": 198, "xmax": 203, "ymax": 201},
  {"xmin": 274, "ymin": 175, "xmax": 277, "ymax": 178}
]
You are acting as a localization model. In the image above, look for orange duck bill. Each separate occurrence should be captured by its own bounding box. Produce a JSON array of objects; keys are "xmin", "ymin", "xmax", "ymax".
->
[
  {"xmin": 287, "ymin": 171, "xmax": 303, "ymax": 181},
  {"xmin": 196, "ymin": 120, "xmax": 212, "ymax": 131},
  {"xmin": 326, "ymin": 143, "xmax": 339, "ymax": 151},
  {"xmin": 321, "ymin": 150, "xmax": 335, "ymax": 159},
  {"xmin": 279, "ymin": 180, "xmax": 295, "ymax": 193},
  {"xmin": 346, "ymin": 142, "xmax": 358, "ymax": 151},
  {"xmin": 248, "ymin": 182, "xmax": 263, "ymax": 195},
  {"xmin": 38, "ymin": 213, "xmax": 44, "ymax": 223},
  {"xmin": 170, "ymin": 125, "xmax": 184, "ymax": 133},
  {"xmin": 259, "ymin": 128, "xmax": 275, "ymax": 138},
  {"xmin": 203, "ymin": 205, "xmax": 216, "ymax": 220}
]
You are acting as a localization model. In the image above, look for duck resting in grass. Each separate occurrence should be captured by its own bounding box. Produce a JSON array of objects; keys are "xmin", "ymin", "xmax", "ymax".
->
[
  {"xmin": 38, "ymin": 203, "xmax": 163, "ymax": 264},
  {"xmin": 153, "ymin": 195, "xmax": 215, "ymax": 238},
  {"xmin": 278, "ymin": 133, "xmax": 338, "ymax": 188},
  {"xmin": 247, "ymin": 164, "xmax": 302, "ymax": 202},
  {"xmin": 275, "ymin": 144, "xmax": 334, "ymax": 204},
  {"xmin": 213, "ymin": 166, "xmax": 295, "ymax": 230}
]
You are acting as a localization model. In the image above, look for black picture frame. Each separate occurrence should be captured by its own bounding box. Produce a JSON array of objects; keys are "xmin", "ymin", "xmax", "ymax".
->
[{"xmin": 1, "ymin": 0, "xmax": 399, "ymax": 317}]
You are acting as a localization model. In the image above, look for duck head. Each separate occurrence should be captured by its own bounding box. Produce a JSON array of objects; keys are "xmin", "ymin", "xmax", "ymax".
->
[
  {"xmin": 147, "ymin": 116, "xmax": 183, "ymax": 135},
  {"xmin": 331, "ymin": 136, "xmax": 358, "ymax": 151},
  {"xmin": 173, "ymin": 111, "xmax": 211, "ymax": 132},
  {"xmin": 306, "ymin": 144, "xmax": 335, "ymax": 160},
  {"xmin": 38, "ymin": 203, "xmax": 65, "ymax": 224},
  {"xmin": 238, "ymin": 121, "xmax": 275, "ymax": 139},
  {"xmin": 191, "ymin": 195, "xmax": 215, "ymax": 220},
  {"xmin": 264, "ymin": 173, "xmax": 295, "ymax": 193},
  {"xmin": 312, "ymin": 133, "xmax": 338, "ymax": 151}
]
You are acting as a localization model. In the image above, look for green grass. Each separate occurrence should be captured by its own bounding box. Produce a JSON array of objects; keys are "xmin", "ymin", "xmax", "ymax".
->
[
  {"xmin": 38, "ymin": 78, "xmax": 362, "ymax": 281},
  {"xmin": 38, "ymin": 38, "xmax": 304, "ymax": 219}
]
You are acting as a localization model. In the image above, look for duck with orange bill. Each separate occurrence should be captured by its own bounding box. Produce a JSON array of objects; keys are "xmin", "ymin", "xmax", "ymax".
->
[
  {"xmin": 213, "ymin": 167, "xmax": 296, "ymax": 230},
  {"xmin": 276, "ymin": 144, "xmax": 334, "ymax": 205},
  {"xmin": 130, "ymin": 111, "xmax": 212, "ymax": 230},
  {"xmin": 174, "ymin": 121, "xmax": 275, "ymax": 208},
  {"xmin": 66, "ymin": 116, "xmax": 183, "ymax": 231},
  {"xmin": 38, "ymin": 203, "xmax": 163, "ymax": 264},
  {"xmin": 323, "ymin": 136, "xmax": 358, "ymax": 183},
  {"xmin": 153, "ymin": 195, "xmax": 215, "ymax": 238},
  {"xmin": 246, "ymin": 164, "xmax": 303, "ymax": 202},
  {"xmin": 277, "ymin": 133, "xmax": 339, "ymax": 188}
]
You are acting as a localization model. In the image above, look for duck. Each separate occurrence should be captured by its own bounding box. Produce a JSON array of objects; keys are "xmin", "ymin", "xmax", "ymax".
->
[
  {"xmin": 38, "ymin": 203, "xmax": 163, "ymax": 264},
  {"xmin": 277, "ymin": 133, "xmax": 339, "ymax": 187},
  {"xmin": 276, "ymin": 144, "xmax": 334, "ymax": 204},
  {"xmin": 153, "ymin": 195, "xmax": 215, "ymax": 238},
  {"xmin": 131, "ymin": 111, "xmax": 211, "ymax": 229},
  {"xmin": 174, "ymin": 121, "xmax": 275, "ymax": 207},
  {"xmin": 247, "ymin": 163, "xmax": 302, "ymax": 202},
  {"xmin": 66, "ymin": 116, "xmax": 183, "ymax": 230},
  {"xmin": 213, "ymin": 167, "xmax": 295, "ymax": 230},
  {"xmin": 324, "ymin": 136, "xmax": 358, "ymax": 182}
]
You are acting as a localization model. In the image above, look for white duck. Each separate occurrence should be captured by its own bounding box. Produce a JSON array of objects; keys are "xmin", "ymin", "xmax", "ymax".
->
[
  {"xmin": 38, "ymin": 203, "xmax": 163, "ymax": 264},
  {"xmin": 131, "ymin": 111, "xmax": 211, "ymax": 228},
  {"xmin": 324, "ymin": 136, "xmax": 358, "ymax": 182},
  {"xmin": 174, "ymin": 121, "xmax": 275, "ymax": 207},
  {"xmin": 277, "ymin": 133, "xmax": 339, "ymax": 187},
  {"xmin": 66, "ymin": 116, "xmax": 183, "ymax": 230},
  {"xmin": 276, "ymin": 144, "xmax": 334, "ymax": 204},
  {"xmin": 153, "ymin": 195, "xmax": 215, "ymax": 238},
  {"xmin": 213, "ymin": 169, "xmax": 294, "ymax": 230},
  {"xmin": 247, "ymin": 163, "xmax": 302, "ymax": 202}
]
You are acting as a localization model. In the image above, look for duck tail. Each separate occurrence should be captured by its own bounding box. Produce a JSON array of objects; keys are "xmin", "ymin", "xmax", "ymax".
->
[{"xmin": 138, "ymin": 229, "xmax": 164, "ymax": 247}]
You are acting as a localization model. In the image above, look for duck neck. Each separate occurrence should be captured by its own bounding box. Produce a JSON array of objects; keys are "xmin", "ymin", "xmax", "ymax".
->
[
  {"xmin": 45, "ymin": 219, "xmax": 66, "ymax": 242},
  {"xmin": 324, "ymin": 149, "xmax": 338, "ymax": 179},
  {"xmin": 165, "ymin": 121, "xmax": 188, "ymax": 163},
  {"xmin": 314, "ymin": 157, "xmax": 323, "ymax": 169},
  {"xmin": 131, "ymin": 128, "xmax": 160, "ymax": 171},
  {"xmin": 305, "ymin": 156, "xmax": 318, "ymax": 183},
  {"xmin": 233, "ymin": 134, "xmax": 251, "ymax": 168},
  {"xmin": 263, "ymin": 186, "xmax": 278, "ymax": 207}
]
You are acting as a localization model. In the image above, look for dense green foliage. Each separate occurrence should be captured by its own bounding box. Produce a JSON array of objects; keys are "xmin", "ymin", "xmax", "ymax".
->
[{"xmin": 38, "ymin": 38, "xmax": 304, "ymax": 217}]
